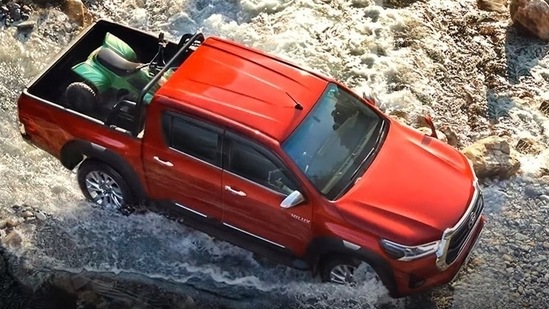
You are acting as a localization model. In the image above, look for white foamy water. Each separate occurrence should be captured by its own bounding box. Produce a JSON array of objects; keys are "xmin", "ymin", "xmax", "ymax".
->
[{"xmin": 1, "ymin": 0, "xmax": 549, "ymax": 308}]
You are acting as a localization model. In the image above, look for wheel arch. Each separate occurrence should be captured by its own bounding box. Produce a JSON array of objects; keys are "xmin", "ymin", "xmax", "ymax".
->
[
  {"xmin": 60, "ymin": 140, "xmax": 147, "ymax": 200},
  {"xmin": 306, "ymin": 237, "xmax": 398, "ymax": 296}
]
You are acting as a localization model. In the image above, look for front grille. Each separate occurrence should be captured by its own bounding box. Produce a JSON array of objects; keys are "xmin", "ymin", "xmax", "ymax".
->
[
  {"xmin": 436, "ymin": 184, "xmax": 484, "ymax": 270},
  {"xmin": 445, "ymin": 193, "xmax": 484, "ymax": 264}
]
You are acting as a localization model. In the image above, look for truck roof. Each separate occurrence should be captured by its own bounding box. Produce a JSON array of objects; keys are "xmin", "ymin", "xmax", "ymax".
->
[{"xmin": 156, "ymin": 36, "xmax": 329, "ymax": 142}]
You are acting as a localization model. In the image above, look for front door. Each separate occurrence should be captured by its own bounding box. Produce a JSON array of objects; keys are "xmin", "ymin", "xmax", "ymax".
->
[
  {"xmin": 221, "ymin": 133, "xmax": 312, "ymax": 255},
  {"xmin": 142, "ymin": 111, "xmax": 223, "ymax": 220}
]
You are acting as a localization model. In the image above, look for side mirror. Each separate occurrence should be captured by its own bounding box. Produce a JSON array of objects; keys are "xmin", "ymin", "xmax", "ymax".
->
[{"xmin": 280, "ymin": 190, "xmax": 305, "ymax": 209}]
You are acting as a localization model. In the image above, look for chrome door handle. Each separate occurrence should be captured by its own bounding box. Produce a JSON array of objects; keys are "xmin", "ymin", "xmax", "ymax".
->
[
  {"xmin": 224, "ymin": 185, "xmax": 246, "ymax": 197},
  {"xmin": 153, "ymin": 156, "xmax": 173, "ymax": 167}
]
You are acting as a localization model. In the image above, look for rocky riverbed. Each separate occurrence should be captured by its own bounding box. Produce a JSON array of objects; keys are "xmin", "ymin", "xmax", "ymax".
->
[{"xmin": 1, "ymin": 0, "xmax": 549, "ymax": 308}]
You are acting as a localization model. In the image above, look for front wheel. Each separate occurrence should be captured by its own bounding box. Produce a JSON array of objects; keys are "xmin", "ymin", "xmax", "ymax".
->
[
  {"xmin": 320, "ymin": 256, "xmax": 360, "ymax": 285},
  {"xmin": 77, "ymin": 159, "xmax": 134, "ymax": 211},
  {"xmin": 320, "ymin": 255, "xmax": 383, "ymax": 286}
]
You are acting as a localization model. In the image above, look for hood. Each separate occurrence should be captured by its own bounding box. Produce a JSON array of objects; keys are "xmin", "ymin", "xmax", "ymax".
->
[{"xmin": 336, "ymin": 121, "xmax": 477, "ymax": 245}]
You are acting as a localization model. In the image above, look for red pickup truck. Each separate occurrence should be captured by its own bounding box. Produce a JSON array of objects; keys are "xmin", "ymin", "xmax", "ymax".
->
[{"xmin": 17, "ymin": 20, "xmax": 484, "ymax": 297}]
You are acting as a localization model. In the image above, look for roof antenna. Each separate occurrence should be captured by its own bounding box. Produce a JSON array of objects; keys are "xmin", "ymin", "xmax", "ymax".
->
[{"xmin": 286, "ymin": 92, "xmax": 303, "ymax": 110}]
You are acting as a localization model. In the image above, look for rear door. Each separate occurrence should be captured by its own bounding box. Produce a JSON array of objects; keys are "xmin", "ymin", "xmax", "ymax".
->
[
  {"xmin": 142, "ymin": 111, "xmax": 223, "ymax": 220},
  {"xmin": 221, "ymin": 132, "xmax": 312, "ymax": 255}
]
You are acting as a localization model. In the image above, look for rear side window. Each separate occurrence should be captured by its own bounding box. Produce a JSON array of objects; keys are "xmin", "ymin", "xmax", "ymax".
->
[
  {"xmin": 227, "ymin": 136, "xmax": 298, "ymax": 195},
  {"xmin": 162, "ymin": 113, "xmax": 222, "ymax": 166}
]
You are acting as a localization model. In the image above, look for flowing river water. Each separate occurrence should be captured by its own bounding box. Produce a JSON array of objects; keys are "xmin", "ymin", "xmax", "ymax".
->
[{"xmin": 1, "ymin": 0, "xmax": 549, "ymax": 308}]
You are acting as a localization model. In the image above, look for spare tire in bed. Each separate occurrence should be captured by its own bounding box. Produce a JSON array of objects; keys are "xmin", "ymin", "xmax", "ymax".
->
[{"xmin": 65, "ymin": 82, "xmax": 96, "ymax": 114}]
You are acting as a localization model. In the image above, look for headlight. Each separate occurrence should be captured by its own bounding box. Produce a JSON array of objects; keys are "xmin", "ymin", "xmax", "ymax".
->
[{"xmin": 380, "ymin": 239, "xmax": 440, "ymax": 261}]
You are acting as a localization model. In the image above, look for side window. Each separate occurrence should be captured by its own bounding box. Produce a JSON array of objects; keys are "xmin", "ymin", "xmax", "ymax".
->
[
  {"xmin": 228, "ymin": 139, "xmax": 298, "ymax": 195},
  {"xmin": 162, "ymin": 113, "xmax": 221, "ymax": 166}
]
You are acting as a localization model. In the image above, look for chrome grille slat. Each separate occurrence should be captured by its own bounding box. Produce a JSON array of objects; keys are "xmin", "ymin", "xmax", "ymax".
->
[
  {"xmin": 445, "ymin": 194, "xmax": 484, "ymax": 264},
  {"xmin": 436, "ymin": 182, "xmax": 484, "ymax": 270}
]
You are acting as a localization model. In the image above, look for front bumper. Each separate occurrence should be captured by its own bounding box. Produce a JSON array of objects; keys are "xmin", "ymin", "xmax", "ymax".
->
[{"xmin": 389, "ymin": 215, "xmax": 485, "ymax": 297}]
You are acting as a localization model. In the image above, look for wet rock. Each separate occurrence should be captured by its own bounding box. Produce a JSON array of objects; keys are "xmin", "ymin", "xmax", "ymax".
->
[
  {"xmin": 28, "ymin": 0, "xmax": 64, "ymax": 4},
  {"xmin": 7, "ymin": 2, "xmax": 21, "ymax": 20},
  {"xmin": 35, "ymin": 212, "xmax": 47, "ymax": 221},
  {"xmin": 462, "ymin": 136, "xmax": 521, "ymax": 179},
  {"xmin": 6, "ymin": 218, "xmax": 21, "ymax": 228},
  {"xmin": 21, "ymin": 5, "xmax": 31, "ymax": 14},
  {"xmin": 21, "ymin": 211, "xmax": 34, "ymax": 218},
  {"xmin": 540, "ymin": 100, "xmax": 549, "ymax": 116},
  {"xmin": 390, "ymin": 115, "xmax": 408, "ymax": 125},
  {"xmin": 524, "ymin": 185, "xmax": 543, "ymax": 197},
  {"xmin": 16, "ymin": 20, "xmax": 34, "ymax": 31},
  {"xmin": 477, "ymin": 0, "xmax": 508, "ymax": 12},
  {"xmin": 63, "ymin": 0, "xmax": 88, "ymax": 26},
  {"xmin": 515, "ymin": 137, "xmax": 542, "ymax": 154},
  {"xmin": 510, "ymin": 0, "xmax": 549, "ymax": 41},
  {"xmin": 2, "ymin": 230, "xmax": 22, "ymax": 248},
  {"xmin": 417, "ymin": 127, "xmax": 449, "ymax": 143},
  {"xmin": 382, "ymin": 0, "xmax": 421, "ymax": 8},
  {"xmin": 439, "ymin": 125, "xmax": 459, "ymax": 147}
]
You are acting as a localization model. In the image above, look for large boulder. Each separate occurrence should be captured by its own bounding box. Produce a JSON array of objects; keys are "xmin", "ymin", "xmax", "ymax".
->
[
  {"xmin": 462, "ymin": 136, "xmax": 521, "ymax": 179},
  {"xmin": 510, "ymin": 0, "xmax": 549, "ymax": 41}
]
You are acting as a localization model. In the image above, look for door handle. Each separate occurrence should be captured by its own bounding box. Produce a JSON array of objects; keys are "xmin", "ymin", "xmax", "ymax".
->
[
  {"xmin": 224, "ymin": 185, "xmax": 246, "ymax": 197},
  {"xmin": 153, "ymin": 156, "xmax": 173, "ymax": 167}
]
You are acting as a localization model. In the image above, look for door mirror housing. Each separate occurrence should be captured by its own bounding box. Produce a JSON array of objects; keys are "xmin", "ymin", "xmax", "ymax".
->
[{"xmin": 281, "ymin": 190, "xmax": 305, "ymax": 209}]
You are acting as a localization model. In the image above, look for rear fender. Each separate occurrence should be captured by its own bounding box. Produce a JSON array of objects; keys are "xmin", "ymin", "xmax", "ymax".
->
[
  {"xmin": 60, "ymin": 140, "xmax": 147, "ymax": 200},
  {"xmin": 72, "ymin": 62, "xmax": 111, "ymax": 93}
]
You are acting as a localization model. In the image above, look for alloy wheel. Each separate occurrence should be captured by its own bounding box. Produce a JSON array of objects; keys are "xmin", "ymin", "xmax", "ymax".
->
[
  {"xmin": 329, "ymin": 264, "xmax": 356, "ymax": 285},
  {"xmin": 85, "ymin": 170, "xmax": 124, "ymax": 210}
]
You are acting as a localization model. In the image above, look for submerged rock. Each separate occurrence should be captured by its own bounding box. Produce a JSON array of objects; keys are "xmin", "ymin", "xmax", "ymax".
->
[
  {"xmin": 462, "ymin": 136, "xmax": 521, "ymax": 179},
  {"xmin": 515, "ymin": 137, "xmax": 542, "ymax": 154},
  {"xmin": 2, "ymin": 230, "xmax": 23, "ymax": 248},
  {"xmin": 510, "ymin": 0, "xmax": 549, "ymax": 41},
  {"xmin": 16, "ymin": 20, "xmax": 35, "ymax": 31}
]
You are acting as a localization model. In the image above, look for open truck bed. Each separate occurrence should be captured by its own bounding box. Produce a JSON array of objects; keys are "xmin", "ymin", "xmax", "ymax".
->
[{"xmin": 26, "ymin": 20, "xmax": 196, "ymax": 132}]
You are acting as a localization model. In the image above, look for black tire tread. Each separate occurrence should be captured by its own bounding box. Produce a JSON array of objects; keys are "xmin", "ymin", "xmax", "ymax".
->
[{"xmin": 65, "ymin": 82, "xmax": 96, "ymax": 113}]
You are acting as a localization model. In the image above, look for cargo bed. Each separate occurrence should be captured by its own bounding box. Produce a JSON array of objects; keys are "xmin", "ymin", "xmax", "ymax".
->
[{"xmin": 25, "ymin": 20, "xmax": 190, "ymax": 129}]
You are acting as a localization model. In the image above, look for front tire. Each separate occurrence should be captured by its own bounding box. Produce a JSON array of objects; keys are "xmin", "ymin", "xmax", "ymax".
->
[
  {"xmin": 77, "ymin": 159, "xmax": 135, "ymax": 212},
  {"xmin": 320, "ymin": 256, "xmax": 360, "ymax": 285}
]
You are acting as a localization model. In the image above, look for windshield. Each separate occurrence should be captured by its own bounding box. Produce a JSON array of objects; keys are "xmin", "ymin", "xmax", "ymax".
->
[{"xmin": 283, "ymin": 83, "xmax": 384, "ymax": 200}]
